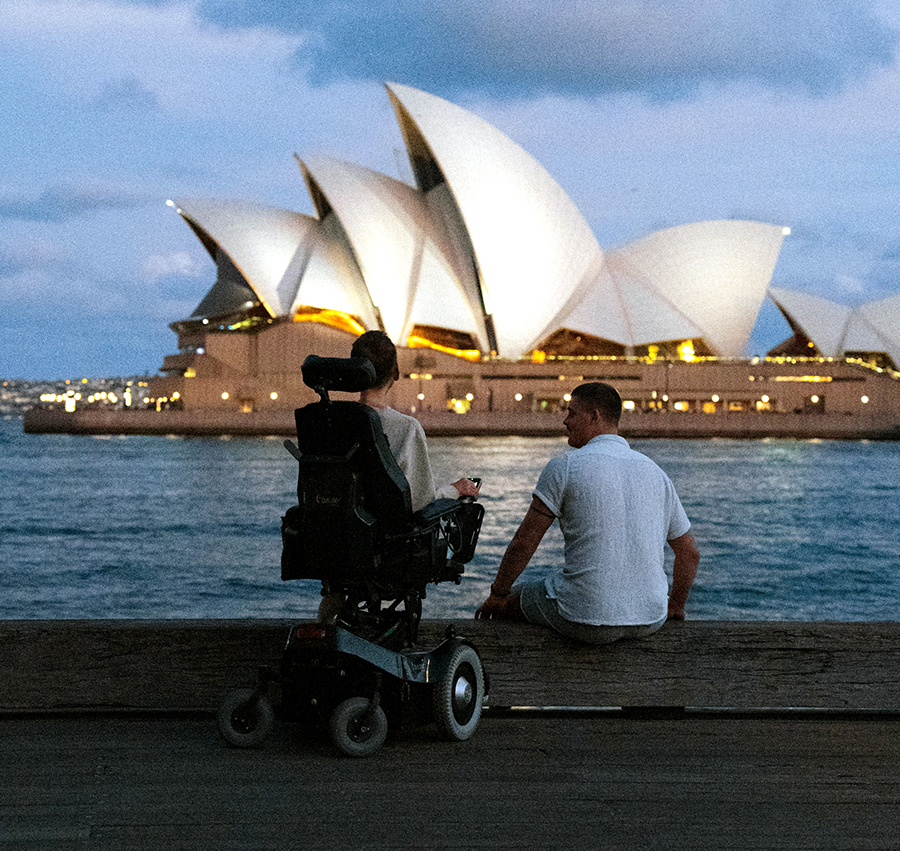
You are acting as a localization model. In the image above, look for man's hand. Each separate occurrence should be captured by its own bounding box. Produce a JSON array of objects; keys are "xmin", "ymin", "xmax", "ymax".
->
[
  {"xmin": 475, "ymin": 591, "xmax": 516, "ymax": 620},
  {"xmin": 667, "ymin": 601, "xmax": 686, "ymax": 621}
]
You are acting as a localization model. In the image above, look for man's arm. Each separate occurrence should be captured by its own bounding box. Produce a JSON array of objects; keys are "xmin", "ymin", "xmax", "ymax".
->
[
  {"xmin": 667, "ymin": 531, "xmax": 699, "ymax": 620},
  {"xmin": 475, "ymin": 496, "xmax": 555, "ymax": 620}
]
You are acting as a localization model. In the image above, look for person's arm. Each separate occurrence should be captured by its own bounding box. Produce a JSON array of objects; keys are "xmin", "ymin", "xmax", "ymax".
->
[
  {"xmin": 475, "ymin": 496, "xmax": 555, "ymax": 620},
  {"xmin": 666, "ymin": 531, "xmax": 699, "ymax": 620}
]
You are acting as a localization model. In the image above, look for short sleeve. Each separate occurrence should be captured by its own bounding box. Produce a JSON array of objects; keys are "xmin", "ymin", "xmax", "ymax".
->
[{"xmin": 532, "ymin": 454, "xmax": 567, "ymax": 517}]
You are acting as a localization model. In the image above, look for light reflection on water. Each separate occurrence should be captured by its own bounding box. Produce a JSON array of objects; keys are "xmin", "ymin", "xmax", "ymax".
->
[{"xmin": 2, "ymin": 418, "xmax": 899, "ymax": 621}]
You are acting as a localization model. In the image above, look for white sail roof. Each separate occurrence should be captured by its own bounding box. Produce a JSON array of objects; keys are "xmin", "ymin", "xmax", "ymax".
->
[
  {"xmin": 171, "ymin": 199, "xmax": 317, "ymax": 318},
  {"xmin": 299, "ymin": 155, "xmax": 489, "ymax": 348},
  {"xmin": 768, "ymin": 287, "xmax": 854, "ymax": 357},
  {"xmin": 606, "ymin": 221, "xmax": 788, "ymax": 357},
  {"xmin": 386, "ymin": 82, "xmax": 606, "ymax": 359}
]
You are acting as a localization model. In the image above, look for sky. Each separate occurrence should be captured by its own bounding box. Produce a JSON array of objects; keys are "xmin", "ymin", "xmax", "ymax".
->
[{"xmin": 2, "ymin": 0, "xmax": 900, "ymax": 379}]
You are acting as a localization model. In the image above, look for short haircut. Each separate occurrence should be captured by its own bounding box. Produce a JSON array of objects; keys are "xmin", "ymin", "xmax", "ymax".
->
[
  {"xmin": 571, "ymin": 382, "xmax": 622, "ymax": 425},
  {"xmin": 351, "ymin": 330, "xmax": 398, "ymax": 387}
]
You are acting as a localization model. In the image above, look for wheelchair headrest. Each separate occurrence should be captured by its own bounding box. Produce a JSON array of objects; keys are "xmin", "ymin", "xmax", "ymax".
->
[{"xmin": 302, "ymin": 355, "xmax": 377, "ymax": 400}]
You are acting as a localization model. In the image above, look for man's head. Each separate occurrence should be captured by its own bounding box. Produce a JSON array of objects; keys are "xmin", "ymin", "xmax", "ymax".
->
[
  {"xmin": 564, "ymin": 382, "xmax": 622, "ymax": 447},
  {"xmin": 351, "ymin": 330, "xmax": 400, "ymax": 389}
]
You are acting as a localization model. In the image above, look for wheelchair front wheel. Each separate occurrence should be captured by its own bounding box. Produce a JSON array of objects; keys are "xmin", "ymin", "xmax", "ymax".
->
[
  {"xmin": 432, "ymin": 644, "xmax": 484, "ymax": 741},
  {"xmin": 329, "ymin": 697, "xmax": 389, "ymax": 757},
  {"xmin": 217, "ymin": 689, "xmax": 275, "ymax": 748}
]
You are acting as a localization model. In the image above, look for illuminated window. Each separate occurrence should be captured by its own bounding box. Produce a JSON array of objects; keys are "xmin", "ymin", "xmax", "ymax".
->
[{"xmin": 448, "ymin": 398, "xmax": 470, "ymax": 414}]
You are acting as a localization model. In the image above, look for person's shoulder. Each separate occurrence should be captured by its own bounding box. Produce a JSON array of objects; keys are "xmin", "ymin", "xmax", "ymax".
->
[{"xmin": 379, "ymin": 407, "xmax": 425, "ymax": 436}]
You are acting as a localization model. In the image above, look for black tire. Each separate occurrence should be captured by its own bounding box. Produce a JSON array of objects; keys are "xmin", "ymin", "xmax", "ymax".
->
[
  {"xmin": 217, "ymin": 689, "xmax": 275, "ymax": 748},
  {"xmin": 329, "ymin": 697, "xmax": 389, "ymax": 757},
  {"xmin": 432, "ymin": 644, "xmax": 484, "ymax": 741}
]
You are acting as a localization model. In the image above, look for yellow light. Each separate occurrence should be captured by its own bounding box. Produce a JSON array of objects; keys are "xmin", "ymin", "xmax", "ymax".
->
[
  {"xmin": 407, "ymin": 335, "xmax": 481, "ymax": 362},
  {"xmin": 677, "ymin": 340, "xmax": 696, "ymax": 362},
  {"xmin": 761, "ymin": 395, "xmax": 769, "ymax": 403},
  {"xmin": 514, "ymin": 393, "xmax": 523, "ymax": 401},
  {"xmin": 711, "ymin": 395, "xmax": 719, "ymax": 403},
  {"xmin": 417, "ymin": 393, "xmax": 425, "ymax": 401},
  {"xmin": 172, "ymin": 392, "xmax": 180, "ymax": 400},
  {"xmin": 270, "ymin": 392, "xmax": 278, "ymax": 400},
  {"xmin": 862, "ymin": 396, "xmax": 869, "ymax": 404},
  {"xmin": 563, "ymin": 393, "xmax": 571, "ymax": 402},
  {"xmin": 293, "ymin": 308, "xmax": 366, "ymax": 336},
  {"xmin": 465, "ymin": 393, "xmax": 474, "ymax": 401},
  {"xmin": 222, "ymin": 392, "xmax": 229, "ymax": 400},
  {"xmin": 623, "ymin": 400, "xmax": 635, "ymax": 410},
  {"xmin": 811, "ymin": 395, "xmax": 819, "ymax": 403},
  {"xmin": 532, "ymin": 350, "xmax": 547, "ymax": 364}
]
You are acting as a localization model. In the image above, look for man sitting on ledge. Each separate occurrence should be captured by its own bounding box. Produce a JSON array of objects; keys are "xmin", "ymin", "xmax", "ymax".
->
[{"xmin": 475, "ymin": 382, "xmax": 699, "ymax": 644}]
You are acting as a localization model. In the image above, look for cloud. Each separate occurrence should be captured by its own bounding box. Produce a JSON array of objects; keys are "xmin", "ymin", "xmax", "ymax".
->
[
  {"xmin": 197, "ymin": 0, "xmax": 898, "ymax": 100},
  {"xmin": 94, "ymin": 74, "xmax": 161, "ymax": 112},
  {"xmin": 141, "ymin": 250, "xmax": 207, "ymax": 282},
  {"xmin": 0, "ymin": 183, "xmax": 150, "ymax": 223}
]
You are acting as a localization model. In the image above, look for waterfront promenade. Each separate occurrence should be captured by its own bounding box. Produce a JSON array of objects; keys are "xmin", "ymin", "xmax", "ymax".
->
[
  {"xmin": 4, "ymin": 619, "xmax": 900, "ymax": 848},
  {"xmin": 3, "ymin": 709, "xmax": 900, "ymax": 849}
]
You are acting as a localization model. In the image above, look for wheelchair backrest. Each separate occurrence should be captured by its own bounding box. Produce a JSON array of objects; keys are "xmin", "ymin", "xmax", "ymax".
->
[{"xmin": 294, "ymin": 399, "xmax": 412, "ymax": 536}]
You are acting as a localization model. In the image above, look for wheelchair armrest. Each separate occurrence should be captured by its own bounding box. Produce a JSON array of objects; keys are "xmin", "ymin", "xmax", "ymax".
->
[{"xmin": 412, "ymin": 498, "xmax": 460, "ymax": 526}]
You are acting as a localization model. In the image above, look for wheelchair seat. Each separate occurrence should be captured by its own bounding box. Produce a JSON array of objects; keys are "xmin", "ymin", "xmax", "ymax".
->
[{"xmin": 280, "ymin": 355, "xmax": 484, "ymax": 646}]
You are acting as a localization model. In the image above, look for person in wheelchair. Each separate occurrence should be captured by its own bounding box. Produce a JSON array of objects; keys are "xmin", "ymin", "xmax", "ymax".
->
[
  {"xmin": 314, "ymin": 330, "xmax": 480, "ymax": 623},
  {"xmin": 348, "ymin": 331, "xmax": 480, "ymax": 509}
]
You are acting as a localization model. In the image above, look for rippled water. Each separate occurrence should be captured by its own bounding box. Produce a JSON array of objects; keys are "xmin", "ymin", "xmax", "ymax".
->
[{"xmin": 2, "ymin": 418, "xmax": 899, "ymax": 621}]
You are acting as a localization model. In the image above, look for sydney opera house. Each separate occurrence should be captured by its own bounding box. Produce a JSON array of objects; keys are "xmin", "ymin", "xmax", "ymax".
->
[{"xmin": 94, "ymin": 84, "xmax": 900, "ymax": 437}]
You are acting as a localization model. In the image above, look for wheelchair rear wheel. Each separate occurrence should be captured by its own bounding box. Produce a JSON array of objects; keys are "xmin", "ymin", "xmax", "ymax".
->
[
  {"xmin": 329, "ymin": 696, "xmax": 389, "ymax": 757},
  {"xmin": 432, "ymin": 644, "xmax": 484, "ymax": 741}
]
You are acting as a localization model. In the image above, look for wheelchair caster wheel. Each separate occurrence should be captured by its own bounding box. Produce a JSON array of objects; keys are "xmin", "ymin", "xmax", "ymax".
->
[
  {"xmin": 217, "ymin": 689, "xmax": 274, "ymax": 748},
  {"xmin": 329, "ymin": 697, "xmax": 388, "ymax": 757},
  {"xmin": 433, "ymin": 644, "xmax": 484, "ymax": 741}
]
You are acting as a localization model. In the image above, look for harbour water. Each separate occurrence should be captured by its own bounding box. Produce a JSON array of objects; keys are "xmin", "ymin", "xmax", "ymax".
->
[{"xmin": 2, "ymin": 417, "xmax": 899, "ymax": 621}]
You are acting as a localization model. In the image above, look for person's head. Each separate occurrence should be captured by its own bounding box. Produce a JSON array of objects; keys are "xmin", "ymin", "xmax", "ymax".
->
[
  {"xmin": 564, "ymin": 382, "xmax": 622, "ymax": 447},
  {"xmin": 351, "ymin": 330, "xmax": 400, "ymax": 389}
]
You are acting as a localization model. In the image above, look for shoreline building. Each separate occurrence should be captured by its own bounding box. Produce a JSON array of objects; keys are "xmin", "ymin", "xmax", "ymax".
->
[{"xmin": 29, "ymin": 84, "xmax": 900, "ymax": 438}]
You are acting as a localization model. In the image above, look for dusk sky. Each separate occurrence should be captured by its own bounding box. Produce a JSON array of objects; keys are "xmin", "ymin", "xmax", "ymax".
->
[{"xmin": 2, "ymin": 0, "xmax": 900, "ymax": 379}]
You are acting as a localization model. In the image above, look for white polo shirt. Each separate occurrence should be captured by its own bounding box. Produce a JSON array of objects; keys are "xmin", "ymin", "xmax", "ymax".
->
[{"xmin": 533, "ymin": 434, "xmax": 691, "ymax": 626}]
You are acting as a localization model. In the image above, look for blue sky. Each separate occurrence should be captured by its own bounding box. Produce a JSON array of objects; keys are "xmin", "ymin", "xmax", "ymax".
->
[{"xmin": 2, "ymin": 0, "xmax": 900, "ymax": 379}]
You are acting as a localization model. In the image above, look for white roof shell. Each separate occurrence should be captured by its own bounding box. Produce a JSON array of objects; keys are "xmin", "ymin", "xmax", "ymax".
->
[
  {"xmin": 770, "ymin": 287, "xmax": 900, "ymax": 367},
  {"xmin": 173, "ymin": 198, "xmax": 378, "ymax": 328},
  {"xmin": 299, "ymin": 154, "xmax": 489, "ymax": 348},
  {"xmin": 387, "ymin": 82, "xmax": 606, "ymax": 358}
]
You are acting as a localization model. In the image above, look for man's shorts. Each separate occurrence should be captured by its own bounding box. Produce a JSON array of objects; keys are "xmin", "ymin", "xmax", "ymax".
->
[{"xmin": 516, "ymin": 576, "xmax": 667, "ymax": 645}]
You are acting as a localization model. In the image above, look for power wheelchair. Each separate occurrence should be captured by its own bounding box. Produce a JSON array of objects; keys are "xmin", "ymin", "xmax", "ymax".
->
[{"xmin": 217, "ymin": 355, "xmax": 486, "ymax": 757}]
